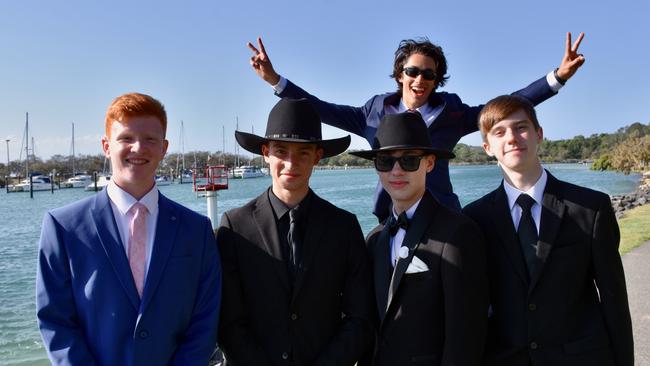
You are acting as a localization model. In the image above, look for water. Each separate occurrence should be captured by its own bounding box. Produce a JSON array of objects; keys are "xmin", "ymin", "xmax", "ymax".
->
[{"xmin": 0, "ymin": 164, "xmax": 641, "ymax": 365}]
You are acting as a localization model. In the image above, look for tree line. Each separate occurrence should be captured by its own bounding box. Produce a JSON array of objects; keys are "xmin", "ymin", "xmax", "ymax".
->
[{"xmin": 1, "ymin": 122, "xmax": 648, "ymax": 186}]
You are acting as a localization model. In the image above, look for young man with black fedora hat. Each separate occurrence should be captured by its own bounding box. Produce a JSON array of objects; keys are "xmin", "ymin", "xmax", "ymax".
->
[
  {"xmin": 351, "ymin": 112, "xmax": 489, "ymax": 366},
  {"xmin": 216, "ymin": 98, "xmax": 374, "ymax": 366}
]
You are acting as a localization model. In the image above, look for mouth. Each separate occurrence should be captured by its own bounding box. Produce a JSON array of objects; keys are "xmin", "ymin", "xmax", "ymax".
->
[
  {"xmin": 410, "ymin": 85, "xmax": 426, "ymax": 97},
  {"xmin": 388, "ymin": 180, "xmax": 408, "ymax": 189},
  {"xmin": 126, "ymin": 158, "xmax": 149, "ymax": 165},
  {"xmin": 505, "ymin": 147, "xmax": 526, "ymax": 155}
]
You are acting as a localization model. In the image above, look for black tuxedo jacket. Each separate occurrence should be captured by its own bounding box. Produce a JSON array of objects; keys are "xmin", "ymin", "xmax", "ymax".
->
[
  {"xmin": 364, "ymin": 192, "xmax": 489, "ymax": 366},
  {"xmin": 216, "ymin": 188, "xmax": 374, "ymax": 366},
  {"xmin": 463, "ymin": 171, "xmax": 633, "ymax": 366}
]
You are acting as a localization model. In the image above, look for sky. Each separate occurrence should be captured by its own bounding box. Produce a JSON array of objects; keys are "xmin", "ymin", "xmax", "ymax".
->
[{"xmin": 0, "ymin": 0, "xmax": 648, "ymax": 162}]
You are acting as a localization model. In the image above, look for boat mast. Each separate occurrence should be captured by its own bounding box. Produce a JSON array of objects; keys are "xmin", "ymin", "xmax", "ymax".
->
[
  {"xmin": 181, "ymin": 121, "xmax": 186, "ymax": 171},
  {"xmin": 25, "ymin": 112, "xmax": 29, "ymax": 178},
  {"xmin": 235, "ymin": 117, "xmax": 239, "ymax": 167},
  {"xmin": 71, "ymin": 122, "xmax": 76, "ymax": 176}
]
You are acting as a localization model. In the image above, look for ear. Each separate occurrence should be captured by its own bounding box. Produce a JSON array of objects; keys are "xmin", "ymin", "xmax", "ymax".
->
[
  {"xmin": 314, "ymin": 148, "xmax": 324, "ymax": 165},
  {"xmin": 537, "ymin": 127, "xmax": 543, "ymax": 143},
  {"xmin": 162, "ymin": 139, "xmax": 169, "ymax": 156},
  {"xmin": 261, "ymin": 144, "xmax": 270, "ymax": 163},
  {"xmin": 101, "ymin": 136, "xmax": 111, "ymax": 159},
  {"xmin": 482, "ymin": 141, "xmax": 495, "ymax": 157},
  {"xmin": 425, "ymin": 155, "xmax": 435, "ymax": 173}
]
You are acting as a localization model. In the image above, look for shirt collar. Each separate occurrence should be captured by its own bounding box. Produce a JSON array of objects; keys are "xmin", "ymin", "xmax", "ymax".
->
[
  {"xmin": 268, "ymin": 188, "xmax": 313, "ymax": 220},
  {"xmin": 107, "ymin": 180, "xmax": 159, "ymax": 216},
  {"xmin": 503, "ymin": 168, "xmax": 547, "ymax": 210}
]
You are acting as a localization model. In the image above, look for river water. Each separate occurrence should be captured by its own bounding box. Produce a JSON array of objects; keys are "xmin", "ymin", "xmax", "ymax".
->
[{"xmin": 0, "ymin": 164, "xmax": 641, "ymax": 365}]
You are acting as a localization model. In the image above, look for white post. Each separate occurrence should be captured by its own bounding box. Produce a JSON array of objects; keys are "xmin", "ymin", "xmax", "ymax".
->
[{"xmin": 206, "ymin": 190, "xmax": 219, "ymax": 231}]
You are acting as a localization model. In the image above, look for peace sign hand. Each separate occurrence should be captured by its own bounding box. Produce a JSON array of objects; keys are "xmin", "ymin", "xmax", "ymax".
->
[
  {"xmin": 247, "ymin": 37, "xmax": 281, "ymax": 85},
  {"xmin": 556, "ymin": 32, "xmax": 586, "ymax": 81}
]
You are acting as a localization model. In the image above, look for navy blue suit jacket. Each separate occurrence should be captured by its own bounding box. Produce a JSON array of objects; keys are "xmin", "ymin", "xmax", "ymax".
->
[
  {"xmin": 36, "ymin": 189, "xmax": 221, "ymax": 366},
  {"xmin": 279, "ymin": 77, "xmax": 556, "ymax": 219}
]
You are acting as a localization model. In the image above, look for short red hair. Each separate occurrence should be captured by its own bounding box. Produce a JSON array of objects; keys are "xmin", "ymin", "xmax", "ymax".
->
[{"xmin": 105, "ymin": 93, "xmax": 167, "ymax": 137}]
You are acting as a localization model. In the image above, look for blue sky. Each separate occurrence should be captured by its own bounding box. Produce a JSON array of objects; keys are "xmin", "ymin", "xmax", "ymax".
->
[{"xmin": 1, "ymin": 0, "xmax": 648, "ymax": 160}]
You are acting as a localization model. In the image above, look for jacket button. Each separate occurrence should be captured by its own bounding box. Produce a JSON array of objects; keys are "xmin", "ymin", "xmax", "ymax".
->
[
  {"xmin": 530, "ymin": 341, "xmax": 538, "ymax": 350},
  {"xmin": 291, "ymin": 313, "xmax": 298, "ymax": 320},
  {"xmin": 528, "ymin": 303, "xmax": 537, "ymax": 311},
  {"xmin": 281, "ymin": 352, "xmax": 289, "ymax": 360},
  {"xmin": 139, "ymin": 330, "xmax": 149, "ymax": 339}
]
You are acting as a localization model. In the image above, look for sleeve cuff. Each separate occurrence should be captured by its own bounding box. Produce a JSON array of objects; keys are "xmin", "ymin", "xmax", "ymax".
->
[
  {"xmin": 272, "ymin": 76, "xmax": 287, "ymax": 94},
  {"xmin": 546, "ymin": 71, "xmax": 563, "ymax": 93}
]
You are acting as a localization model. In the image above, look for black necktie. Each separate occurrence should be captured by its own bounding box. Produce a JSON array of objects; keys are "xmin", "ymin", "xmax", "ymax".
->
[
  {"xmin": 516, "ymin": 194, "xmax": 538, "ymax": 278},
  {"xmin": 388, "ymin": 212, "xmax": 409, "ymax": 236},
  {"xmin": 287, "ymin": 208, "xmax": 300, "ymax": 277}
]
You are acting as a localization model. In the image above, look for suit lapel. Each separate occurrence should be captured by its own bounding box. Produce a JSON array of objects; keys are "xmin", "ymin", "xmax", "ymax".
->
[
  {"xmin": 91, "ymin": 190, "xmax": 140, "ymax": 310},
  {"xmin": 252, "ymin": 193, "xmax": 290, "ymax": 293},
  {"xmin": 140, "ymin": 193, "xmax": 179, "ymax": 312},
  {"xmin": 374, "ymin": 225, "xmax": 392, "ymax": 323},
  {"xmin": 385, "ymin": 194, "xmax": 435, "ymax": 316},
  {"xmin": 490, "ymin": 184, "xmax": 529, "ymax": 286},
  {"xmin": 529, "ymin": 172, "xmax": 566, "ymax": 293}
]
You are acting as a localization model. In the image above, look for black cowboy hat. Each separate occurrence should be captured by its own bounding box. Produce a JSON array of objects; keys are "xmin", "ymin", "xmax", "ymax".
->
[
  {"xmin": 235, "ymin": 98, "xmax": 350, "ymax": 158},
  {"xmin": 349, "ymin": 112, "xmax": 455, "ymax": 159}
]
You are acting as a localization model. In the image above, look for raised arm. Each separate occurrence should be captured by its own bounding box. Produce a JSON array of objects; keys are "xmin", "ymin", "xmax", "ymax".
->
[{"xmin": 248, "ymin": 37, "xmax": 281, "ymax": 86}]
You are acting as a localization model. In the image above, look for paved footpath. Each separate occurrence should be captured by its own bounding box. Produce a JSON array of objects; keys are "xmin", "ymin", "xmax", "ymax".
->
[{"xmin": 623, "ymin": 240, "xmax": 650, "ymax": 365}]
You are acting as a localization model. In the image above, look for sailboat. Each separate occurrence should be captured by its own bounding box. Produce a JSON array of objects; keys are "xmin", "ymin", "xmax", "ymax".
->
[
  {"xmin": 175, "ymin": 121, "xmax": 192, "ymax": 183},
  {"xmin": 62, "ymin": 123, "xmax": 91, "ymax": 188}
]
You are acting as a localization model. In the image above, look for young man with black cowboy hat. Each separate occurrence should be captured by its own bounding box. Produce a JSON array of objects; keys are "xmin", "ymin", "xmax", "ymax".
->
[
  {"xmin": 350, "ymin": 112, "xmax": 489, "ymax": 366},
  {"xmin": 216, "ymin": 98, "xmax": 374, "ymax": 366}
]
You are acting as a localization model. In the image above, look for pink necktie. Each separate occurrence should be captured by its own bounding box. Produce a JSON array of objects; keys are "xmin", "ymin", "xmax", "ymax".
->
[{"xmin": 128, "ymin": 202, "xmax": 148, "ymax": 298}]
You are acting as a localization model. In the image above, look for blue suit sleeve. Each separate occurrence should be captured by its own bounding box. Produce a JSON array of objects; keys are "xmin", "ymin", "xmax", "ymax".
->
[
  {"xmin": 457, "ymin": 75, "xmax": 558, "ymax": 137},
  {"xmin": 278, "ymin": 79, "xmax": 371, "ymax": 137},
  {"xmin": 170, "ymin": 217, "xmax": 222, "ymax": 365},
  {"xmin": 36, "ymin": 212, "xmax": 98, "ymax": 365}
]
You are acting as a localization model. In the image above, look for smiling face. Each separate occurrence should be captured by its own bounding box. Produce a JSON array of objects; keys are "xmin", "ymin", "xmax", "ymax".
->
[
  {"xmin": 398, "ymin": 53, "xmax": 437, "ymax": 109},
  {"xmin": 101, "ymin": 115, "xmax": 168, "ymax": 199},
  {"xmin": 377, "ymin": 149, "xmax": 435, "ymax": 213},
  {"xmin": 483, "ymin": 108, "xmax": 543, "ymax": 177},
  {"xmin": 262, "ymin": 140, "xmax": 323, "ymax": 204}
]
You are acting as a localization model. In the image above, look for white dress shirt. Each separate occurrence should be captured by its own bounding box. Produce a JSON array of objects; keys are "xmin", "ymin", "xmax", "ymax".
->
[
  {"xmin": 503, "ymin": 168, "xmax": 548, "ymax": 233},
  {"xmin": 390, "ymin": 198, "xmax": 422, "ymax": 266},
  {"xmin": 106, "ymin": 181, "xmax": 159, "ymax": 280}
]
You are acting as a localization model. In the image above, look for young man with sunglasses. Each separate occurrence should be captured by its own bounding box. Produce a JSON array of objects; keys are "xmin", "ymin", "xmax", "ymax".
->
[
  {"xmin": 350, "ymin": 112, "xmax": 488, "ymax": 366},
  {"xmin": 463, "ymin": 95, "xmax": 633, "ymax": 366},
  {"xmin": 247, "ymin": 34, "xmax": 585, "ymax": 221}
]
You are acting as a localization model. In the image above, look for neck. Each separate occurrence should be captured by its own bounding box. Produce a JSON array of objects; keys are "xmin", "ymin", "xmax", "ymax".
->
[
  {"xmin": 114, "ymin": 180, "xmax": 154, "ymax": 201},
  {"xmin": 501, "ymin": 163, "xmax": 543, "ymax": 192},
  {"xmin": 392, "ymin": 193, "xmax": 423, "ymax": 215},
  {"xmin": 272, "ymin": 185, "xmax": 309, "ymax": 208}
]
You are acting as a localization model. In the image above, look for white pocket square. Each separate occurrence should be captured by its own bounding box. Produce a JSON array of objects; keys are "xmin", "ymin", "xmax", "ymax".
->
[{"xmin": 405, "ymin": 255, "xmax": 429, "ymax": 274}]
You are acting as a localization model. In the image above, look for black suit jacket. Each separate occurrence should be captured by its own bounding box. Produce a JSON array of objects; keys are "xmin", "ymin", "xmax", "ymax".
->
[
  {"xmin": 463, "ymin": 171, "xmax": 633, "ymax": 366},
  {"xmin": 364, "ymin": 192, "xmax": 488, "ymax": 366},
  {"xmin": 216, "ymin": 188, "xmax": 374, "ymax": 366}
]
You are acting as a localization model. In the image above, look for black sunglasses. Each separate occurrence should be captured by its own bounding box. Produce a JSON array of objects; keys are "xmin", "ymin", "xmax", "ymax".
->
[
  {"xmin": 374, "ymin": 155, "xmax": 425, "ymax": 172},
  {"xmin": 402, "ymin": 66, "xmax": 437, "ymax": 81}
]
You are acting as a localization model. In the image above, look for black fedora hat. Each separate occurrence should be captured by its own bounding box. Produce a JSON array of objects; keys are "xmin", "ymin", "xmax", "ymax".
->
[
  {"xmin": 235, "ymin": 98, "xmax": 350, "ymax": 158},
  {"xmin": 349, "ymin": 112, "xmax": 455, "ymax": 159}
]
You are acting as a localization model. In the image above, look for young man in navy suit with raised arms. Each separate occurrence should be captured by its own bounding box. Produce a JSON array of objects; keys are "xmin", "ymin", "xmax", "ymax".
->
[
  {"xmin": 36, "ymin": 93, "xmax": 222, "ymax": 365},
  {"xmin": 463, "ymin": 95, "xmax": 633, "ymax": 366},
  {"xmin": 247, "ymin": 33, "xmax": 585, "ymax": 220}
]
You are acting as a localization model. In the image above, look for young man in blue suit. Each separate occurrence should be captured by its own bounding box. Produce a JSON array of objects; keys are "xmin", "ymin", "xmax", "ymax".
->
[
  {"xmin": 247, "ymin": 33, "xmax": 585, "ymax": 220},
  {"xmin": 463, "ymin": 95, "xmax": 633, "ymax": 365},
  {"xmin": 36, "ymin": 93, "xmax": 222, "ymax": 365}
]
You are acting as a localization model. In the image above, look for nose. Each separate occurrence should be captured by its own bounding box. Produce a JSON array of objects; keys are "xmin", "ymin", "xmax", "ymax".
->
[
  {"xmin": 390, "ymin": 159, "xmax": 405, "ymax": 175},
  {"xmin": 505, "ymin": 128, "xmax": 518, "ymax": 143}
]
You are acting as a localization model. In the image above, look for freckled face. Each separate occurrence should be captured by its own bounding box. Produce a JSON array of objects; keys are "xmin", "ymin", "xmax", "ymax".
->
[{"xmin": 101, "ymin": 115, "xmax": 168, "ymax": 196}]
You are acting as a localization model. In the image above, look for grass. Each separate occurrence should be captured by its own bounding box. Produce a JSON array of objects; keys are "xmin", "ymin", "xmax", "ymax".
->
[{"xmin": 618, "ymin": 203, "xmax": 650, "ymax": 255}]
